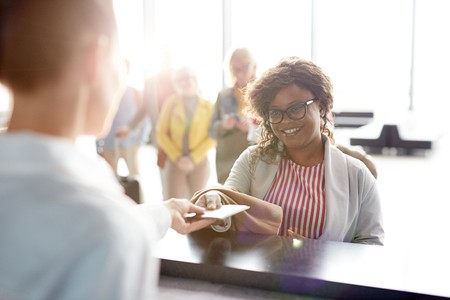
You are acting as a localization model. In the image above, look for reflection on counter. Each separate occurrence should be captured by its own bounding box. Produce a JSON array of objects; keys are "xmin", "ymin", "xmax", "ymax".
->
[{"xmin": 155, "ymin": 228, "xmax": 450, "ymax": 299}]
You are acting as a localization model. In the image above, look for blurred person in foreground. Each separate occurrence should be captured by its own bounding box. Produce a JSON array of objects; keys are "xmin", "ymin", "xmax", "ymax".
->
[{"xmin": 0, "ymin": 1, "xmax": 214, "ymax": 299}]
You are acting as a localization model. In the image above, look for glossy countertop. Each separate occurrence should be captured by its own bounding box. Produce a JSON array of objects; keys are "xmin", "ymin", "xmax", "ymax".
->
[{"xmin": 155, "ymin": 228, "xmax": 450, "ymax": 299}]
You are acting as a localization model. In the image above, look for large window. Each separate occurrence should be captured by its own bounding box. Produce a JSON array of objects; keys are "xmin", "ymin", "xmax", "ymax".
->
[
  {"xmin": 2, "ymin": 1, "xmax": 449, "ymax": 133},
  {"xmin": 113, "ymin": 0, "xmax": 222, "ymax": 102},
  {"xmin": 413, "ymin": 0, "xmax": 450, "ymax": 119},
  {"xmin": 148, "ymin": 0, "xmax": 222, "ymax": 101},
  {"xmin": 313, "ymin": 0, "xmax": 413, "ymax": 119},
  {"xmin": 229, "ymin": 0, "xmax": 312, "ymax": 78},
  {"xmin": 113, "ymin": 0, "xmax": 145, "ymax": 89},
  {"xmin": 112, "ymin": 0, "xmax": 449, "ymax": 132}
]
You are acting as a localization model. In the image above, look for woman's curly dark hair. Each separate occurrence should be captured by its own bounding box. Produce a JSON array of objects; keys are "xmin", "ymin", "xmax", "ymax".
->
[{"xmin": 245, "ymin": 57, "xmax": 334, "ymax": 163}]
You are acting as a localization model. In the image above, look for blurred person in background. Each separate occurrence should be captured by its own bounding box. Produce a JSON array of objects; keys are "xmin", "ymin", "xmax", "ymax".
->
[
  {"xmin": 157, "ymin": 66, "xmax": 216, "ymax": 198},
  {"xmin": 116, "ymin": 44, "xmax": 176, "ymax": 199},
  {"xmin": 209, "ymin": 47, "xmax": 258, "ymax": 184},
  {"xmin": 96, "ymin": 58, "xmax": 151, "ymax": 176}
]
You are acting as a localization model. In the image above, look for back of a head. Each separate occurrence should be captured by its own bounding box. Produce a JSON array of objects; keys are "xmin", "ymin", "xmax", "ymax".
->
[{"xmin": 0, "ymin": 0, "xmax": 117, "ymax": 92}]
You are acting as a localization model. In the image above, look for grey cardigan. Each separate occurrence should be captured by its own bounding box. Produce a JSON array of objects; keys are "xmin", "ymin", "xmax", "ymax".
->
[{"xmin": 225, "ymin": 136, "xmax": 384, "ymax": 245}]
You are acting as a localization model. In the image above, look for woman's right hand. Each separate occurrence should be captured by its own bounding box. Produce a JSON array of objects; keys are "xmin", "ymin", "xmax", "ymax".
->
[
  {"xmin": 195, "ymin": 191, "xmax": 222, "ymax": 210},
  {"xmin": 195, "ymin": 191, "xmax": 231, "ymax": 230}
]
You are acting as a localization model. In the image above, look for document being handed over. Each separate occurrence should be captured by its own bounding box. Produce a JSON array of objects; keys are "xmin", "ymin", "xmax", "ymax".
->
[{"xmin": 185, "ymin": 205, "xmax": 249, "ymax": 220}]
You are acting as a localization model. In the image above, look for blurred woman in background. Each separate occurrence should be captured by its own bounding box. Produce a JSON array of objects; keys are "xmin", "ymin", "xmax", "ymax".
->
[
  {"xmin": 156, "ymin": 66, "xmax": 216, "ymax": 198},
  {"xmin": 209, "ymin": 47, "xmax": 258, "ymax": 184}
]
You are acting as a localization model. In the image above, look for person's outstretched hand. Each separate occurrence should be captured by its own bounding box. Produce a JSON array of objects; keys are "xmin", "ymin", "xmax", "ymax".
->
[{"xmin": 163, "ymin": 198, "xmax": 215, "ymax": 234}]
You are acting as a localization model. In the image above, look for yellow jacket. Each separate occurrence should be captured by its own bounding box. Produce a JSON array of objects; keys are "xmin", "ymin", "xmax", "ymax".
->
[{"xmin": 156, "ymin": 94, "xmax": 216, "ymax": 164}]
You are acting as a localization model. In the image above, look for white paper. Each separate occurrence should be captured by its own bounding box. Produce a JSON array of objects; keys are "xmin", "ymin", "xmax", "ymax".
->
[{"xmin": 186, "ymin": 204, "xmax": 250, "ymax": 220}]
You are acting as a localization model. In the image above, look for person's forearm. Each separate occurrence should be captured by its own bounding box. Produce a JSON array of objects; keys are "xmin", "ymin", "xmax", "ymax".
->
[{"xmin": 128, "ymin": 108, "xmax": 147, "ymax": 130}]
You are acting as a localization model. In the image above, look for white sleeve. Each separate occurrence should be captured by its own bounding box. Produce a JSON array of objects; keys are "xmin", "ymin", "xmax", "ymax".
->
[
  {"xmin": 56, "ymin": 221, "xmax": 160, "ymax": 300},
  {"xmin": 135, "ymin": 203, "xmax": 171, "ymax": 240}
]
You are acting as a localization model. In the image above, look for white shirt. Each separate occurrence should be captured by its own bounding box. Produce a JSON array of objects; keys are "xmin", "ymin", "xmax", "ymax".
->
[{"xmin": 0, "ymin": 132, "xmax": 171, "ymax": 300}]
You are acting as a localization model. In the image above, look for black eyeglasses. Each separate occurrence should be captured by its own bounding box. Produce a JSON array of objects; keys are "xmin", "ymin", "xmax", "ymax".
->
[{"xmin": 265, "ymin": 98, "xmax": 317, "ymax": 124}]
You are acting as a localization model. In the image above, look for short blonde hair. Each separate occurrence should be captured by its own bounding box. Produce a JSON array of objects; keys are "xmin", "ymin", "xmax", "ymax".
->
[{"xmin": 223, "ymin": 47, "xmax": 256, "ymax": 86}]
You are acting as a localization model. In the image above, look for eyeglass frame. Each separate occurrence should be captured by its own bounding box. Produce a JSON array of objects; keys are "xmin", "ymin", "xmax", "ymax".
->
[{"xmin": 265, "ymin": 98, "xmax": 317, "ymax": 124}]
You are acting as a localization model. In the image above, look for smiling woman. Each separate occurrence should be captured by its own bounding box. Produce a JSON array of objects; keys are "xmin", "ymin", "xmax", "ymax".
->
[{"xmin": 195, "ymin": 56, "xmax": 384, "ymax": 245}]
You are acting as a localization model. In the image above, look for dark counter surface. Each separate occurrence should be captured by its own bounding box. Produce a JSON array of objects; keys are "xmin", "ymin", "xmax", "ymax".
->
[{"xmin": 155, "ymin": 228, "xmax": 450, "ymax": 299}]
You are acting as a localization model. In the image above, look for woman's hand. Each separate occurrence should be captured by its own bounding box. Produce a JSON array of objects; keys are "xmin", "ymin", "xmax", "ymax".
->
[
  {"xmin": 221, "ymin": 114, "xmax": 237, "ymax": 131},
  {"xmin": 195, "ymin": 191, "xmax": 230, "ymax": 230},
  {"xmin": 176, "ymin": 156, "xmax": 195, "ymax": 172},
  {"xmin": 194, "ymin": 191, "xmax": 222, "ymax": 210}
]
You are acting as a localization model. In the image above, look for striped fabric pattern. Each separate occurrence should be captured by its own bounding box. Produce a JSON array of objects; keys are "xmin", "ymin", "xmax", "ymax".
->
[{"xmin": 264, "ymin": 159, "xmax": 326, "ymax": 238}]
